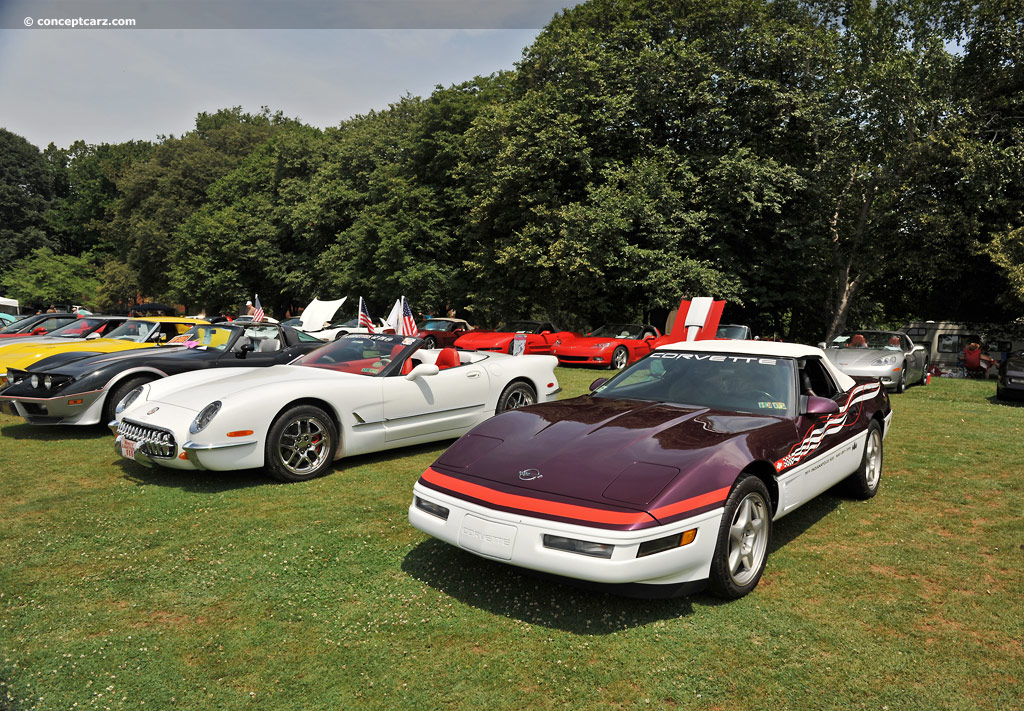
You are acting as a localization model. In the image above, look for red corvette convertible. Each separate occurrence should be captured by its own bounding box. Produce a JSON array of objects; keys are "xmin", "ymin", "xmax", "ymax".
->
[
  {"xmin": 417, "ymin": 318, "xmax": 473, "ymax": 349},
  {"xmin": 454, "ymin": 320, "xmax": 568, "ymax": 355},
  {"xmin": 552, "ymin": 323, "xmax": 661, "ymax": 369}
]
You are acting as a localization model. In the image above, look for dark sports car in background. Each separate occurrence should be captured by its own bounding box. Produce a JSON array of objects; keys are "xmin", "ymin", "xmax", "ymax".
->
[
  {"xmin": 551, "ymin": 323, "xmax": 661, "ymax": 369},
  {"xmin": 410, "ymin": 340, "xmax": 892, "ymax": 599},
  {"xmin": 0, "ymin": 322, "xmax": 325, "ymax": 426},
  {"xmin": 996, "ymin": 350, "xmax": 1024, "ymax": 401},
  {"xmin": 454, "ymin": 320, "xmax": 568, "ymax": 355}
]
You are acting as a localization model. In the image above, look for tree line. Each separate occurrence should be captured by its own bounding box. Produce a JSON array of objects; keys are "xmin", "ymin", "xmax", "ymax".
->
[{"xmin": 1, "ymin": 0, "xmax": 1021, "ymax": 341}]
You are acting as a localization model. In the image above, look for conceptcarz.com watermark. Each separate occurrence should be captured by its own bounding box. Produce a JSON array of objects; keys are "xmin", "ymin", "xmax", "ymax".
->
[{"xmin": 23, "ymin": 16, "xmax": 137, "ymax": 28}]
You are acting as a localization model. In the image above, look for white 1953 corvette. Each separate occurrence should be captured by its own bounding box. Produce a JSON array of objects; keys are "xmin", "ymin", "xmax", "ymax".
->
[{"xmin": 111, "ymin": 333, "xmax": 560, "ymax": 481}]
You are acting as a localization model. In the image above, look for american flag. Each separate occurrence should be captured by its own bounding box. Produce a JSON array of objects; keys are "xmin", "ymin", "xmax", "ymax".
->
[
  {"xmin": 357, "ymin": 297, "xmax": 375, "ymax": 333},
  {"xmin": 401, "ymin": 297, "xmax": 418, "ymax": 337},
  {"xmin": 252, "ymin": 295, "xmax": 265, "ymax": 322}
]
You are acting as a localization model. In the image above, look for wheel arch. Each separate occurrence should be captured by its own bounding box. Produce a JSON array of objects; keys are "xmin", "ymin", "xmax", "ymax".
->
[
  {"xmin": 738, "ymin": 460, "xmax": 781, "ymax": 517},
  {"xmin": 101, "ymin": 368, "xmax": 167, "ymax": 406},
  {"xmin": 271, "ymin": 397, "xmax": 343, "ymax": 437}
]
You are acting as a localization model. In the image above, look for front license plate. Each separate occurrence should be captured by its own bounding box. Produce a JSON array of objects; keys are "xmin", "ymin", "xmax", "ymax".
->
[
  {"xmin": 120, "ymin": 438, "xmax": 136, "ymax": 460},
  {"xmin": 459, "ymin": 515, "xmax": 517, "ymax": 560}
]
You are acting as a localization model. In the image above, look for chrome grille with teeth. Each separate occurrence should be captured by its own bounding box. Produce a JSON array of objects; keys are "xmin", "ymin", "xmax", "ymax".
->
[{"xmin": 118, "ymin": 419, "xmax": 177, "ymax": 459}]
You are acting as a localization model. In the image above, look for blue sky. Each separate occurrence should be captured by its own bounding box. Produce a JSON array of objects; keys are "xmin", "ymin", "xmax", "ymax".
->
[{"xmin": 0, "ymin": 28, "xmax": 544, "ymax": 149}]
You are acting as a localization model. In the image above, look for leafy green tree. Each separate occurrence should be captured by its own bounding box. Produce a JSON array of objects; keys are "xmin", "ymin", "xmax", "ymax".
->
[
  {"xmin": 0, "ymin": 247, "xmax": 100, "ymax": 306},
  {"xmin": 0, "ymin": 129, "xmax": 56, "ymax": 269}
]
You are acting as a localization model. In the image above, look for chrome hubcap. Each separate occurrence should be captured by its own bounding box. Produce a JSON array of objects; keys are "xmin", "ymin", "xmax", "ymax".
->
[
  {"xmin": 865, "ymin": 429, "xmax": 881, "ymax": 490},
  {"xmin": 277, "ymin": 416, "xmax": 331, "ymax": 475},
  {"xmin": 504, "ymin": 388, "xmax": 535, "ymax": 410},
  {"xmin": 727, "ymin": 493, "xmax": 768, "ymax": 586},
  {"xmin": 613, "ymin": 350, "xmax": 628, "ymax": 368}
]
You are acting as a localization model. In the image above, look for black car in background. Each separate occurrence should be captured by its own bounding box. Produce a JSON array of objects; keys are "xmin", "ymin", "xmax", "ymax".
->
[
  {"xmin": 997, "ymin": 350, "xmax": 1024, "ymax": 401},
  {"xmin": 0, "ymin": 322, "xmax": 326, "ymax": 426}
]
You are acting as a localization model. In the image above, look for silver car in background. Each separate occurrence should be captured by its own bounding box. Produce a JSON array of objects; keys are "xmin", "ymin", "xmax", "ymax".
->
[{"xmin": 823, "ymin": 330, "xmax": 929, "ymax": 393}]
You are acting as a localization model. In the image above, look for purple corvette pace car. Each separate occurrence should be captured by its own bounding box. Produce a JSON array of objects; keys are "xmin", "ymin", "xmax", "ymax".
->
[{"xmin": 409, "ymin": 340, "xmax": 893, "ymax": 599}]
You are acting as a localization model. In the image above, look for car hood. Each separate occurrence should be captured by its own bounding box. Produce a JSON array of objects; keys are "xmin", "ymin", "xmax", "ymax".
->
[
  {"xmin": 297, "ymin": 297, "xmax": 346, "ymax": 331},
  {"xmin": 145, "ymin": 364, "xmax": 363, "ymax": 410},
  {"xmin": 555, "ymin": 334, "xmax": 618, "ymax": 348},
  {"xmin": 825, "ymin": 348, "xmax": 895, "ymax": 367},
  {"xmin": 30, "ymin": 345, "xmax": 195, "ymax": 377},
  {"xmin": 433, "ymin": 396, "xmax": 783, "ymax": 512},
  {"xmin": 456, "ymin": 331, "xmax": 515, "ymax": 346}
]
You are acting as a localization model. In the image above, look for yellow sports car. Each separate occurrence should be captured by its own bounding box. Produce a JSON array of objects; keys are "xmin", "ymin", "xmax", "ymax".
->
[{"xmin": 0, "ymin": 317, "xmax": 208, "ymax": 378}]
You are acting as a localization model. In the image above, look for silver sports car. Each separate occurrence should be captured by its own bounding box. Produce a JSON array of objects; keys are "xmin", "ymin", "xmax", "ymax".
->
[{"xmin": 823, "ymin": 330, "xmax": 928, "ymax": 393}]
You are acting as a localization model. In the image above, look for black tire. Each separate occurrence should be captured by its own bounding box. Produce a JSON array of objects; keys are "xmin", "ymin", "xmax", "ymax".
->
[
  {"xmin": 264, "ymin": 405, "xmax": 338, "ymax": 482},
  {"xmin": 845, "ymin": 420, "xmax": 883, "ymax": 499},
  {"xmin": 610, "ymin": 346, "xmax": 629, "ymax": 370},
  {"xmin": 103, "ymin": 376, "xmax": 155, "ymax": 425},
  {"xmin": 423, "ymin": 336, "xmax": 438, "ymax": 349},
  {"xmin": 895, "ymin": 367, "xmax": 907, "ymax": 394},
  {"xmin": 708, "ymin": 474, "xmax": 772, "ymax": 600},
  {"xmin": 332, "ymin": 331, "xmax": 349, "ymax": 341},
  {"xmin": 495, "ymin": 381, "xmax": 536, "ymax": 415}
]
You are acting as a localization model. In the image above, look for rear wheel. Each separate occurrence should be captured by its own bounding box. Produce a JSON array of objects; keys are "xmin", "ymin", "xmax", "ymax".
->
[
  {"xmin": 919, "ymin": 360, "xmax": 929, "ymax": 385},
  {"xmin": 423, "ymin": 335, "xmax": 438, "ymax": 349},
  {"xmin": 265, "ymin": 405, "xmax": 338, "ymax": 482},
  {"xmin": 496, "ymin": 381, "xmax": 536, "ymax": 414},
  {"xmin": 708, "ymin": 475, "xmax": 772, "ymax": 600},
  {"xmin": 610, "ymin": 346, "xmax": 629, "ymax": 370},
  {"xmin": 845, "ymin": 420, "xmax": 883, "ymax": 499},
  {"xmin": 103, "ymin": 376, "xmax": 155, "ymax": 425}
]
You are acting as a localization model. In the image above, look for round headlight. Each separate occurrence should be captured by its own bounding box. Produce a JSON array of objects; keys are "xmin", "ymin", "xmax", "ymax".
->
[
  {"xmin": 30, "ymin": 375, "xmax": 39, "ymax": 389},
  {"xmin": 189, "ymin": 401, "xmax": 222, "ymax": 434},
  {"xmin": 44, "ymin": 375, "xmax": 53, "ymax": 390},
  {"xmin": 115, "ymin": 386, "xmax": 145, "ymax": 415}
]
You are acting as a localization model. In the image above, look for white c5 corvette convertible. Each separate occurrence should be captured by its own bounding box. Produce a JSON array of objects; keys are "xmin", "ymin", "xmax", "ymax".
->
[{"xmin": 112, "ymin": 333, "xmax": 560, "ymax": 481}]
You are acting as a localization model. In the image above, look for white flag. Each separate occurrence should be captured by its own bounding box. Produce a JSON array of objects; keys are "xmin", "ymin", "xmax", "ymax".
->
[{"xmin": 385, "ymin": 298, "xmax": 402, "ymax": 333}]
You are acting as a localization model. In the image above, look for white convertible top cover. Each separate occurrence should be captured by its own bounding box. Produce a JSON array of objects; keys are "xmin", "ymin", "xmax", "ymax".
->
[{"xmin": 656, "ymin": 339, "xmax": 857, "ymax": 391}]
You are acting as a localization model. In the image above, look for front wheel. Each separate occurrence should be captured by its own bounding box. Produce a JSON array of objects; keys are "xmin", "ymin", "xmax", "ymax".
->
[
  {"xmin": 845, "ymin": 420, "xmax": 882, "ymax": 499},
  {"xmin": 708, "ymin": 475, "xmax": 772, "ymax": 600},
  {"xmin": 895, "ymin": 367, "xmax": 907, "ymax": 394},
  {"xmin": 103, "ymin": 376, "xmax": 154, "ymax": 424},
  {"xmin": 496, "ymin": 381, "xmax": 536, "ymax": 414},
  {"xmin": 919, "ymin": 360, "xmax": 929, "ymax": 385},
  {"xmin": 265, "ymin": 405, "xmax": 338, "ymax": 482},
  {"xmin": 423, "ymin": 335, "xmax": 438, "ymax": 349},
  {"xmin": 610, "ymin": 346, "xmax": 629, "ymax": 370}
]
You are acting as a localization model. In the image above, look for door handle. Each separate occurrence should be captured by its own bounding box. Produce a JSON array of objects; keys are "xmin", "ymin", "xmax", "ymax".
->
[{"xmin": 466, "ymin": 371, "xmax": 481, "ymax": 379}]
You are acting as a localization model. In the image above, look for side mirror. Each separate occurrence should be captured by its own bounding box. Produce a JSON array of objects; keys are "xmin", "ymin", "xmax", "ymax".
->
[
  {"xmin": 405, "ymin": 363, "xmax": 439, "ymax": 381},
  {"xmin": 235, "ymin": 343, "xmax": 255, "ymax": 359},
  {"xmin": 32, "ymin": 327, "xmax": 47, "ymax": 335},
  {"xmin": 589, "ymin": 377, "xmax": 608, "ymax": 392},
  {"xmin": 541, "ymin": 330, "xmax": 551, "ymax": 335},
  {"xmin": 86, "ymin": 332, "xmax": 101, "ymax": 340},
  {"xmin": 817, "ymin": 342, "xmax": 826, "ymax": 349},
  {"xmin": 803, "ymin": 395, "xmax": 840, "ymax": 416},
  {"xmin": 912, "ymin": 345, "xmax": 926, "ymax": 353}
]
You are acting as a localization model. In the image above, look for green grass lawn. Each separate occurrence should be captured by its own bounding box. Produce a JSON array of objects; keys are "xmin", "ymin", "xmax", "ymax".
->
[{"xmin": 1, "ymin": 370, "xmax": 1021, "ymax": 711}]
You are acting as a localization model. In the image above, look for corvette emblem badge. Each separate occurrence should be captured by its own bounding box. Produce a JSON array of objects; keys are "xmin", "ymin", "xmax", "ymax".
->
[
  {"xmin": 518, "ymin": 469, "xmax": 542, "ymax": 481},
  {"xmin": 147, "ymin": 407, "xmax": 160, "ymax": 415}
]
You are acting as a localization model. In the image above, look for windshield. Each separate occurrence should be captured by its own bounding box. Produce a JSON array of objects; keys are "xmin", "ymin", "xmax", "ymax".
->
[
  {"xmin": 829, "ymin": 332, "xmax": 903, "ymax": 350},
  {"xmin": 716, "ymin": 325, "xmax": 750, "ymax": 340},
  {"xmin": 497, "ymin": 322, "xmax": 541, "ymax": 333},
  {"xmin": 104, "ymin": 319, "xmax": 157, "ymax": 342},
  {"xmin": 167, "ymin": 325, "xmax": 237, "ymax": 351},
  {"xmin": 421, "ymin": 319, "xmax": 457, "ymax": 331},
  {"xmin": 590, "ymin": 324, "xmax": 644, "ymax": 339},
  {"xmin": 47, "ymin": 317, "xmax": 110, "ymax": 338},
  {"xmin": 593, "ymin": 351, "xmax": 796, "ymax": 417},
  {"xmin": 292, "ymin": 334, "xmax": 419, "ymax": 376},
  {"xmin": 327, "ymin": 318, "xmax": 360, "ymax": 328}
]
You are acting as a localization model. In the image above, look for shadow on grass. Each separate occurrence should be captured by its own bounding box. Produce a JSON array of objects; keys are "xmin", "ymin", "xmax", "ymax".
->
[
  {"xmin": 403, "ymin": 489, "xmax": 844, "ymax": 631},
  {"xmin": 402, "ymin": 539, "xmax": 695, "ymax": 633},
  {"xmin": 114, "ymin": 459, "xmax": 275, "ymax": 493},
  {"xmin": 988, "ymin": 393, "xmax": 1024, "ymax": 407},
  {"xmin": 0, "ymin": 421, "xmax": 109, "ymax": 441}
]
